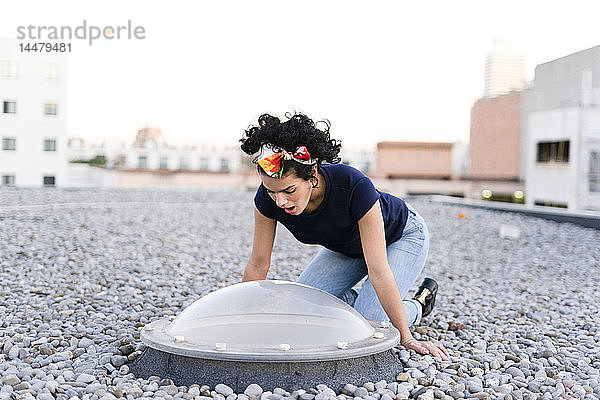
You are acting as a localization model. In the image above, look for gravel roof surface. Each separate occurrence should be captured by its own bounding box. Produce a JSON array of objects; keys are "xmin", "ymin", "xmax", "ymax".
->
[{"xmin": 1, "ymin": 188, "xmax": 599, "ymax": 400}]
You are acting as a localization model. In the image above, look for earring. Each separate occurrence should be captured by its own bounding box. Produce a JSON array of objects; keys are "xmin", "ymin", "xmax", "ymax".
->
[{"xmin": 310, "ymin": 176, "xmax": 319, "ymax": 188}]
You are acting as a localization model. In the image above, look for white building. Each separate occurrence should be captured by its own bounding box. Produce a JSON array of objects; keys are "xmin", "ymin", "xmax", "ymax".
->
[
  {"xmin": 340, "ymin": 147, "xmax": 376, "ymax": 174},
  {"xmin": 67, "ymin": 135, "xmax": 243, "ymax": 173},
  {"xmin": 66, "ymin": 136, "xmax": 248, "ymax": 189},
  {"xmin": 484, "ymin": 39, "xmax": 525, "ymax": 98},
  {"xmin": 522, "ymin": 46, "xmax": 600, "ymax": 211},
  {"xmin": 122, "ymin": 141, "xmax": 242, "ymax": 173},
  {"xmin": 451, "ymin": 140, "xmax": 470, "ymax": 179},
  {"xmin": 0, "ymin": 38, "xmax": 67, "ymax": 187}
]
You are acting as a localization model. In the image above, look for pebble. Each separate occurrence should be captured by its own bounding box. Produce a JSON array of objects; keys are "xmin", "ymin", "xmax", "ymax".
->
[
  {"xmin": 553, "ymin": 383, "xmax": 565, "ymax": 397},
  {"xmin": 8, "ymin": 345, "xmax": 20, "ymax": 360},
  {"xmin": 2, "ymin": 375, "xmax": 20, "ymax": 386},
  {"xmin": 13, "ymin": 382, "xmax": 30, "ymax": 391},
  {"xmin": 216, "ymin": 384, "xmax": 234, "ymax": 397},
  {"xmin": 76, "ymin": 373, "xmax": 96, "ymax": 384},
  {"xmin": 0, "ymin": 192, "xmax": 599, "ymax": 399},
  {"xmin": 129, "ymin": 385, "xmax": 145, "ymax": 397},
  {"xmin": 37, "ymin": 392, "xmax": 54, "ymax": 400},
  {"xmin": 79, "ymin": 338, "xmax": 95, "ymax": 348},
  {"xmin": 110, "ymin": 355, "xmax": 127, "ymax": 367},
  {"xmin": 571, "ymin": 385, "xmax": 586, "ymax": 398},
  {"xmin": 467, "ymin": 381, "xmax": 483, "ymax": 393},
  {"xmin": 245, "ymin": 384, "xmax": 264, "ymax": 397},
  {"xmin": 468, "ymin": 394, "xmax": 489, "ymax": 400},
  {"xmin": 506, "ymin": 367, "xmax": 526, "ymax": 379},
  {"xmin": 417, "ymin": 389, "xmax": 435, "ymax": 400},
  {"xmin": 399, "ymin": 350, "xmax": 410, "ymax": 363},
  {"xmin": 534, "ymin": 370, "xmax": 547, "ymax": 380},
  {"xmin": 343, "ymin": 384, "xmax": 357, "ymax": 396},
  {"xmin": 396, "ymin": 373, "xmax": 410, "ymax": 382},
  {"xmin": 165, "ymin": 384, "xmax": 179, "ymax": 395},
  {"xmin": 364, "ymin": 382, "xmax": 375, "ymax": 392},
  {"xmin": 396, "ymin": 385, "xmax": 410, "ymax": 398}
]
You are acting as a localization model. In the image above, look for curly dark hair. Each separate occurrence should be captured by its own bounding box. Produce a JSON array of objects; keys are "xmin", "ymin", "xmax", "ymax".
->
[{"xmin": 240, "ymin": 113, "xmax": 342, "ymax": 180}]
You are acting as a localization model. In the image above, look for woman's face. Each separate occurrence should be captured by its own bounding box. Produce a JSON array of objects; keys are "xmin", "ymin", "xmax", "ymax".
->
[{"xmin": 261, "ymin": 171, "xmax": 313, "ymax": 216}]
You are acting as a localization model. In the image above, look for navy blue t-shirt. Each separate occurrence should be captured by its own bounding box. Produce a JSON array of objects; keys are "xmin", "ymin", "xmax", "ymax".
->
[{"xmin": 254, "ymin": 163, "xmax": 409, "ymax": 258}]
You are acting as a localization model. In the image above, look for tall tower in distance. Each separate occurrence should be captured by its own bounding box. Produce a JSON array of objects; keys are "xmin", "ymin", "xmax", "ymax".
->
[{"xmin": 484, "ymin": 38, "xmax": 525, "ymax": 98}]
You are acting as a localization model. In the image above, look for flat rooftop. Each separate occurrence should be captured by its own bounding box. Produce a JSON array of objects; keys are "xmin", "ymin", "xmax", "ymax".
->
[{"xmin": 0, "ymin": 188, "xmax": 599, "ymax": 399}]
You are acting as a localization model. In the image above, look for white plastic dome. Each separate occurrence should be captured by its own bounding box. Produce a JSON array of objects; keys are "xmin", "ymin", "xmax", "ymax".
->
[{"xmin": 141, "ymin": 280, "xmax": 399, "ymax": 361}]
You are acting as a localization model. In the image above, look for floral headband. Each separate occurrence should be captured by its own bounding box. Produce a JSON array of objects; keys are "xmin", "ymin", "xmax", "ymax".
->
[{"xmin": 256, "ymin": 143, "xmax": 316, "ymax": 178}]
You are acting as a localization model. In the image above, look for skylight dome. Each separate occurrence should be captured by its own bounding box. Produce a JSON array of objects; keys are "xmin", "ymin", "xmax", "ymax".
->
[{"xmin": 140, "ymin": 280, "xmax": 399, "ymax": 362}]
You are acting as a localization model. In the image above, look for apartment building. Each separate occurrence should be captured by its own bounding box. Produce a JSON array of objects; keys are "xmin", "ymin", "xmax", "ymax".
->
[{"xmin": 0, "ymin": 38, "xmax": 67, "ymax": 187}]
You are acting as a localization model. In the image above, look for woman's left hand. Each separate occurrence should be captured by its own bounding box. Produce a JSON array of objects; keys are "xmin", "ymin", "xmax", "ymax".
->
[{"xmin": 402, "ymin": 338, "xmax": 450, "ymax": 361}]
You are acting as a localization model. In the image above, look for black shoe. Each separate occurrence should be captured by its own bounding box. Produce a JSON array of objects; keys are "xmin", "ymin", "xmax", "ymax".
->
[{"xmin": 413, "ymin": 278, "xmax": 438, "ymax": 318}]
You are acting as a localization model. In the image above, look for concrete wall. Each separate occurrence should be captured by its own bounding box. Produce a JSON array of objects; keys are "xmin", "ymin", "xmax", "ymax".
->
[
  {"xmin": 372, "ymin": 177, "xmax": 523, "ymax": 200},
  {"xmin": 66, "ymin": 164, "xmax": 119, "ymax": 188},
  {"xmin": 375, "ymin": 142, "xmax": 453, "ymax": 179},
  {"xmin": 529, "ymin": 46, "xmax": 600, "ymax": 111},
  {"xmin": 116, "ymin": 170, "xmax": 260, "ymax": 190},
  {"xmin": 62, "ymin": 164, "xmax": 525, "ymax": 201},
  {"xmin": 469, "ymin": 92, "xmax": 521, "ymax": 180}
]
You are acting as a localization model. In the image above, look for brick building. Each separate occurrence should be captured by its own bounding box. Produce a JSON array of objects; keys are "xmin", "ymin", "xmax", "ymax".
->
[
  {"xmin": 469, "ymin": 91, "xmax": 522, "ymax": 180},
  {"xmin": 375, "ymin": 142, "xmax": 453, "ymax": 179}
]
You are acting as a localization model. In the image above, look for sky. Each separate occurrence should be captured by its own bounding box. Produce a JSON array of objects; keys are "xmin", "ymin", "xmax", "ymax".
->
[{"xmin": 1, "ymin": 0, "xmax": 600, "ymax": 150}]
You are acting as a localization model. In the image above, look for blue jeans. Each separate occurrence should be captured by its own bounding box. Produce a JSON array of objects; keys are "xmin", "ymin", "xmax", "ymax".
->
[{"xmin": 297, "ymin": 202, "xmax": 430, "ymax": 326}]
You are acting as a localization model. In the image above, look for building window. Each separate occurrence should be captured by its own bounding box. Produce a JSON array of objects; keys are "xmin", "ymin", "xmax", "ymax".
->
[
  {"xmin": 43, "ymin": 176, "xmax": 56, "ymax": 186},
  {"xmin": 220, "ymin": 158, "xmax": 230, "ymax": 172},
  {"xmin": 534, "ymin": 200, "xmax": 567, "ymax": 208},
  {"xmin": 44, "ymin": 102, "xmax": 58, "ymax": 116},
  {"xmin": 115, "ymin": 154, "xmax": 127, "ymax": 167},
  {"xmin": 43, "ymin": 63, "xmax": 60, "ymax": 80},
  {"xmin": 221, "ymin": 158, "xmax": 229, "ymax": 171},
  {"xmin": 159, "ymin": 156, "xmax": 169, "ymax": 169},
  {"xmin": 1, "ymin": 175, "xmax": 15, "ymax": 186},
  {"xmin": 3, "ymin": 100, "xmax": 16, "ymax": 114},
  {"xmin": 590, "ymin": 151, "xmax": 600, "ymax": 193},
  {"xmin": 2, "ymin": 138, "xmax": 16, "ymax": 151},
  {"xmin": 536, "ymin": 141, "xmax": 570, "ymax": 163},
  {"xmin": 44, "ymin": 139, "xmax": 57, "ymax": 152},
  {"xmin": 138, "ymin": 155, "xmax": 148, "ymax": 168},
  {"xmin": 199, "ymin": 157, "xmax": 209, "ymax": 170},
  {"xmin": 0, "ymin": 61, "xmax": 18, "ymax": 79},
  {"xmin": 179, "ymin": 157, "xmax": 189, "ymax": 170}
]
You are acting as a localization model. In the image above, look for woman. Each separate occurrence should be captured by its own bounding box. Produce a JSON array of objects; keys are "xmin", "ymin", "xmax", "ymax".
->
[{"xmin": 240, "ymin": 113, "xmax": 449, "ymax": 360}]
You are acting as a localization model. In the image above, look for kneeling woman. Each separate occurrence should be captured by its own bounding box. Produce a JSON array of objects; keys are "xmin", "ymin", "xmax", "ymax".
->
[{"xmin": 240, "ymin": 113, "xmax": 449, "ymax": 360}]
